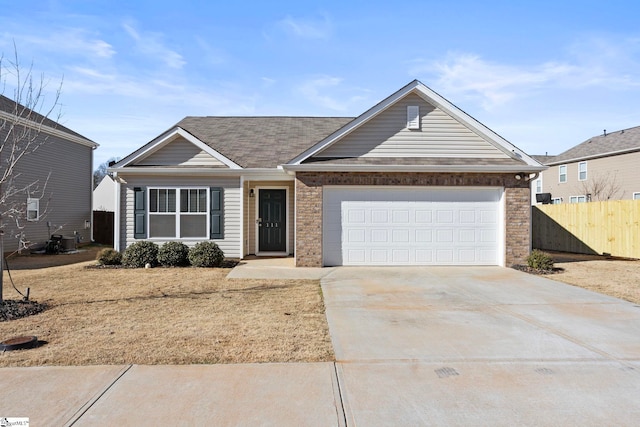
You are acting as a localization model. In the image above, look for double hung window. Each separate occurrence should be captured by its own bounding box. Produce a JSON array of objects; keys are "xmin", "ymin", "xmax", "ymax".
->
[{"xmin": 148, "ymin": 188, "xmax": 208, "ymax": 238}]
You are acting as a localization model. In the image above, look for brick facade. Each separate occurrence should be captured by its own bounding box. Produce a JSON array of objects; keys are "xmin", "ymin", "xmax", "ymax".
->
[{"xmin": 295, "ymin": 172, "xmax": 531, "ymax": 267}]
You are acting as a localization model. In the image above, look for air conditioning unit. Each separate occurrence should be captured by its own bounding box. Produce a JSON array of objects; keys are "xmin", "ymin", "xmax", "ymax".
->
[{"xmin": 536, "ymin": 193, "xmax": 552, "ymax": 204}]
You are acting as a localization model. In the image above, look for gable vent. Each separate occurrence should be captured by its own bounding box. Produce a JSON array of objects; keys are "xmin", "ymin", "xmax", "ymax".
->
[{"xmin": 407, "ymin": 105, "xmax": 420, "ymax": 130}]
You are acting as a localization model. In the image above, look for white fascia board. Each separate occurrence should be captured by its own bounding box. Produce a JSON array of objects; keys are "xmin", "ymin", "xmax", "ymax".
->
[
  {"xmin": 114, "ymin": 127, "xmax": 241, "ymax": 169},
  {"xmin": 0, "ymin": 110, "xmax": 98, "ymax": 149},
  {"xmin": 110, "ymin": 167, "xmax": 292, "ymax": 179},
  {"xmin": 281, "ymin": 164, "xmax": 546, "ymax": 173}
]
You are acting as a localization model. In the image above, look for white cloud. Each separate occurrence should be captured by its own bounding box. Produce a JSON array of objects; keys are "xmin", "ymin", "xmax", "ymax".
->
[
  {"xmin": 122, "ymin": 21, "xmax": 185, "ymax": 69},
  {"xmin": 410, "ymin": 53, "xmax": 579, "ymax": 110},
  {"xmin": 277, "ymin": 14, "xmax": 332, "ymax": 39},
  {"xmin": 411, "ymin": 36, "xmax": 640, "ymax": 111},
  {"xmin": 1, "ymin": 28, "xmax": 115, "ymax": 59},
  {"xmin": 296, "ymin": 76, "xmax": 369, "ymax": 112},
  {"xmin": 297, "ymin": 76, "xmax": 347, "ymax": 111}
]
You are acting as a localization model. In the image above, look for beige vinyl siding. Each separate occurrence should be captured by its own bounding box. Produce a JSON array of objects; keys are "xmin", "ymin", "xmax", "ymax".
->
[
  {"xmin": 0, "ymin": 124, "xmax": 93, "ymax": 248},
  {"xmin": 317, "ymin": 93, "xmax": 510, "ymax": 159},
  {"xmin": 119, "ymin": 175, "xmax": 241, "ymax": 257},
  {"xmin": 243, "ymin": 180, "xmax": 295, "ymax": 255},
  {"xmin": 136, "ymin": 137, "xmax": 227, "ymax": 167},
  {"xmin": 538, "ymin": 151, "xmax": 640, "ymax": 203}
]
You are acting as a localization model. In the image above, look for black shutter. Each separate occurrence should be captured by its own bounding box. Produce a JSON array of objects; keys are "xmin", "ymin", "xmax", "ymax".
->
[
  {"xmin": 210, "ymin": 187, "xmax": 223, "ymax": 239},
  {"xmin": 134, "ymin": 187, "xmax": 147, "ymax": 239}
]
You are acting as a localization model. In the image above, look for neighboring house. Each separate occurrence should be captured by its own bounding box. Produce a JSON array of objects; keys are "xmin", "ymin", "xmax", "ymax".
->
[
  {"xmin": 532, "ymin": 126, "xmax": 640, "ymax": 204},
  {"xmin": 110, "ymin": 80, "xmax": 544, "ymax": 267},
  {"xmin": 0, "ymin": 95, "xmax": 98, "ymax": 252},
  {"xmin": 93, "ymin": 175, "xmax": 116, "ymax": 212}
]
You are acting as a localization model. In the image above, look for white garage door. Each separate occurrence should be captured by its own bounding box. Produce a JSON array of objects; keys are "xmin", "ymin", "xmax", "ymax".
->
[{"xmin": 323, "ymin": 187, "xmax": 502, "ymax": 266}]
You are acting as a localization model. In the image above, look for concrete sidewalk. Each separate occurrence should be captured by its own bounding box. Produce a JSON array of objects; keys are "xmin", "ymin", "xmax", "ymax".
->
[
  {"xmin": 0, "ymin": 363, "xmax": 344, "ymax": 426},
  {"xmin": 226, "ymin": 256, "xmax": 335, "ymax": 280}
]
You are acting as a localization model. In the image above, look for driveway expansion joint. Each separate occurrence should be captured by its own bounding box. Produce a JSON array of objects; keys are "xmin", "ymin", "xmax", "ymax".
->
[{"xmin": 66, "ymin": 364, "xmax": 133, "ymax": 426}]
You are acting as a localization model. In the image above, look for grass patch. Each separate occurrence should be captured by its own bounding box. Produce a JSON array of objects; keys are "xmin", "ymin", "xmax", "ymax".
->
[{"xmin": 0, "ymin": 262, "xmax": 334, "ymax": 366}]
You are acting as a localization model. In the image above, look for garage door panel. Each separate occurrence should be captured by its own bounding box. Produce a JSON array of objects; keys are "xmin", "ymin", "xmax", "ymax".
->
[
  {"xmin": 415, "ymin": 210, "xmax": 433, "ymax": 223},
  {"xmin": 323, "ymin": 187, "xmax": 501, "ymax": 266}
]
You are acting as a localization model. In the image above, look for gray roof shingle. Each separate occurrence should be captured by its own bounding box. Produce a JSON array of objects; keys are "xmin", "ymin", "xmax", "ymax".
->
[
  {"xmin": 548, "ymin": 126, "xmax": 640, "ymax": 164},
  {"xmin": 176, "ymin": 116, "xmax": 354, "ymax": 168}
]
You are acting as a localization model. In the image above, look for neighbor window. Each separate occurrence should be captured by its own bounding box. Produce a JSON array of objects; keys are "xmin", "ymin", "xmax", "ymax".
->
[
  {"xmin": 634, "ymin": 192, "xmax": 640, "ymax": 200},
  {"xmin": 552, "ymin": 197, "xmax": 563, "ymax": 204},
  {"xmin": 559, "ymin": 165, "xmax": 567, "ymax": 183},
  {"xmin": 535, "ymin": 178, "xmax": 542, "ymax": 194},
  {"xmin": 570, "ymin": 195, "xmax": 587, "ymax": 203},
  {"xmin": 148, "ymin": 188, "xmax": 208, "ymax": 238},
  {"xmin": 26, "ymin": 197, "xmax": 39, "ymax": 221},
  {"xmin": 578, "ymin": 161, "xmax": 587, "ymax": 181}
]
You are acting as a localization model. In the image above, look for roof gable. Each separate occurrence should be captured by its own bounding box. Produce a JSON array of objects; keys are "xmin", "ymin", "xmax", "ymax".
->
[
  {"xmin": 315, "ymin": 92, "xmax": 510, "ymax": 160},
  {"xmin": 117, "ymin": 127, "xmax": 240, "ymax": 169},
  {"xmin": 288, "ymin": 80, "xmax": 542, "ymax": 171}
]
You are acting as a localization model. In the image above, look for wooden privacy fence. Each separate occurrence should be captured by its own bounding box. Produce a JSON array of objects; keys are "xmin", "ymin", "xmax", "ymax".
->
[
  {"xmin": 532, "ymin": 200, "xmax": 640, "ymax": 259},
  {"xmin": 93, "ymin": 211, "xmax": 114, "ymax": 246}
]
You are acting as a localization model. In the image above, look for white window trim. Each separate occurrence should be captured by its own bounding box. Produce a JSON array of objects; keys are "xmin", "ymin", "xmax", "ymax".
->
[
  {"xmin": 559, "ymin": 164, "xmax": 567, "ymax": 183},
  {"xmin": 26, "ymin": 197, "xmax": 40, "ymax": 221},
  {"xmin": 633, "ymin": 192, "xmax": 640, "ymax": 200},
  {"xmin": 535, "ymin": 177, "xmax": 542, "ymax": 194},
  {"xmin": 578, "ymin": 161, "xmax": 587, "ymax": 181},
  {"xmin": 147, "ymin": 186, "xmax": 210, "ymax": 240},
  {"xmin": 552, "ymin": 197, "xmax": 563, "ymax": 204}
]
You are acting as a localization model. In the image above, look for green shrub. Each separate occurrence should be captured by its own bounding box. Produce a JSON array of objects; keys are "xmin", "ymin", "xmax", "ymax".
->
[
  {"xmin": 96, "ymin": 248, "xmax": 122, "ymax": 266},
  {"xmin": 188, "ymin": 241, "xmax": 225, "ymax": 268},
  {"xmin": 122, "ymin": 241, "xmax": 159, "ymax": 268},
  {"xmin": 527, "ymin": 249, "xmax": 554, "ymax": 271},
  {"xmin": 158, "ymin": 241, "xmax": 190, "ymax": 267}
]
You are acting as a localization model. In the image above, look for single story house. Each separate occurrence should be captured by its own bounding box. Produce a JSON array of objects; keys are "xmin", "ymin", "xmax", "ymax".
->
[
  {"xmin": 532, "ymin": 126, "xmax": 640, "ymax": 204},
  {"xmin": 111, "ymin": 80, "xmax": 544, "ymax": 267}
]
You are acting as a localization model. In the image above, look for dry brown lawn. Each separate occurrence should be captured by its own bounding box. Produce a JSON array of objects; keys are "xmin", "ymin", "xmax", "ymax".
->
[
  {"xmin": 0, "ymin": 254, "xmax": 333, "ymax": 367},
  {"xmin": 545, "ymin": 252, "xmax": 640, "ymax": 305}
]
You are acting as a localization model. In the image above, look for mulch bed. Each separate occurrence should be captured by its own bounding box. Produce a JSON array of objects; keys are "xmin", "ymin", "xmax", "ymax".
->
[
  {"xmin": 0, "ymin": 300, "xmax": 47, "ymax": 322},
  {"xmin": 512, "ymin": 265, "xmax": 564, "ymax": 275}
]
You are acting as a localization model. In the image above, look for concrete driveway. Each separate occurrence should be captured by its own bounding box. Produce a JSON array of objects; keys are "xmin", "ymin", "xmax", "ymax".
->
[{"xmin": 322, "ymin": 266, "xmax": 640, "ymax": 426}]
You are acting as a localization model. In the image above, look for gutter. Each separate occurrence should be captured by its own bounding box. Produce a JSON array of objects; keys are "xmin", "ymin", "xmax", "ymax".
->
[{"xmin": 281, "ymin": 164, "xmax": 547, "ymax": 173}]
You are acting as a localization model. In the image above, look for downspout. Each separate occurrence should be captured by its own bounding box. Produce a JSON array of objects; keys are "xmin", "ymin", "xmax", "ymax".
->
[
  {"xmin": 113, "ymin": 172, "xmax": 121, "ymax": 251},
  {"xmin": 240, "ymin": 176, "xmax": 245, "ymax": 259},
  {"xmin": 90, "ymin": 145, "xmax": 96, "ymax": 243},
  {"xmin": 527, "ymin": 172, "xmax": 540, "ymax": 256}
]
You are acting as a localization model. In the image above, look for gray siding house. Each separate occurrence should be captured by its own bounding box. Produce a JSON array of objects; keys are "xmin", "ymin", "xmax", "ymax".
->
[
  {"xmin": 0, "ymin": 95, "xmax": 98, "ymax": 252},
  {"xmin": 111, "ymin": 80, "xmax": 544, "ymax": 267},
  {"xmin": 532, "ymin": 126, "xmax": 640, "ymax": 204}
]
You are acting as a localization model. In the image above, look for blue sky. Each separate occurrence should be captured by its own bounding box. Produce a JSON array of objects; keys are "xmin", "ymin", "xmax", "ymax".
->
[{"xmin": 1, "ymin": 0, "xmax": 639, "ymax": 167}]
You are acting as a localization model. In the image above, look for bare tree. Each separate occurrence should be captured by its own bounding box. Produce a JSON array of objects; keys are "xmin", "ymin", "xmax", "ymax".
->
[
  {"xmin": 0, "ymin": 46, "xmax": 63, "ymax": 302},
  {"xmin": 577, "ymin": 171, "xmax": 623, "ymax": 201}
]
